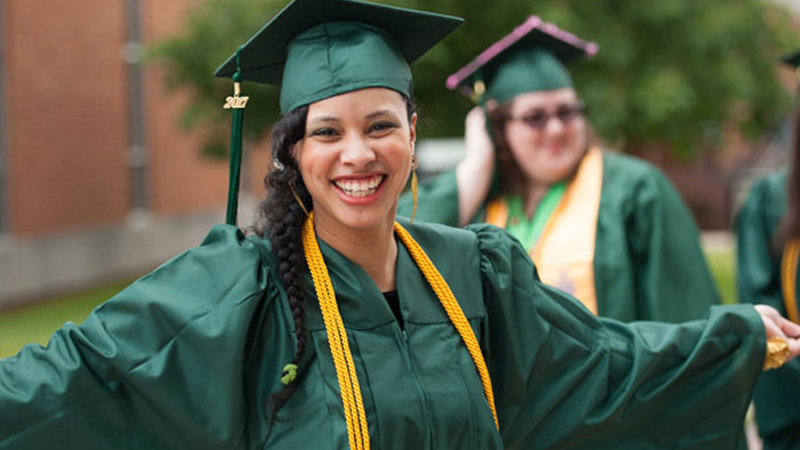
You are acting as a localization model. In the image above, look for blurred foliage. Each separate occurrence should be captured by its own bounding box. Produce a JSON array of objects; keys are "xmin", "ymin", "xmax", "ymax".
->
[{"xmin": 151, "ymin": 0, "xmax": 799, "ymax": 157}]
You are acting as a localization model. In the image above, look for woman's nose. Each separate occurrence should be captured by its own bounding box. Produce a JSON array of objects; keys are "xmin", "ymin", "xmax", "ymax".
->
[
  {"xmin": 340, "ymin": 135, "xmax": 376, "ymax": 167},
  {"xmin": 542, "ymin": 114, "xmax": 566, "ymax": 135}
]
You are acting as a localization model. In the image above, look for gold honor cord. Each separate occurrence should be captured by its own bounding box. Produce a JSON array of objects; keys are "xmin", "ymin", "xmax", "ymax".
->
[
  {"xmin": 302, "ymin": 216, "xmax": 369, "ymax": 450},
  {"xmin": 394, "ymin": 223, "xmax": 499, "ymax": 429},
  {"xmin": 301, "ymin": 215, "xmax": 499, "ymax": 450},
  {"xmin": 781, "ymin": 239, "xmax": 800, "ymax": 324}
]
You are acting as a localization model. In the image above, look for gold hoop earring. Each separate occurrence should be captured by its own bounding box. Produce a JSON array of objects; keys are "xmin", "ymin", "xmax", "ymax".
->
[
  {"xmin": 411, "ymin": 154, "xmax": 419, "ymax": 223},
  {"xmin": 289, "ymin": 177, "xmax": 310, "ymax": 217}
]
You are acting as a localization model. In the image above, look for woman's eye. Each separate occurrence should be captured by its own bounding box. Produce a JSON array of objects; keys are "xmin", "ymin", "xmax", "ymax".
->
[
  {"xmin": 309, "ymin": 128, "xmax": 339, "ymax": 138},
  {"xmin": 369, "ymin": 121, "xmax": 398, "ymax": 134}
]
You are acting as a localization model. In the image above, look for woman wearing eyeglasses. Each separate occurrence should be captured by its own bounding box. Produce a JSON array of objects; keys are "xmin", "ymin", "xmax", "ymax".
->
[{"xmin": 401, "ymin": 17, "xmax": 719, "ymax": 323}]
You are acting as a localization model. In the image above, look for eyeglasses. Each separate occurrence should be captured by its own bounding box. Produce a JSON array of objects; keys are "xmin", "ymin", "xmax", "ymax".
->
[{"xmin": 508, "ymin": 102, "xmax": 585, "ymax": 130}]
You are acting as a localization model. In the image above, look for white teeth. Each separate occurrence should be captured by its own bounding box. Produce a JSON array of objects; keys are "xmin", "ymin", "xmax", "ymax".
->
[{"xmin": 334, "ymin": 175, "xmax": 384, "ymax": 197}]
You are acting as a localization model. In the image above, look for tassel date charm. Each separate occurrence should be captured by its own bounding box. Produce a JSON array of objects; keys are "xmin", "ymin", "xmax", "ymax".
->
[{"xmin": 223, "ymin": 81, "xmax": 249, "ymax": 109}]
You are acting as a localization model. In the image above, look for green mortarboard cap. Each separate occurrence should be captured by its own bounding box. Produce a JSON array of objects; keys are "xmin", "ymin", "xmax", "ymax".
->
[
  {"xmin": 446, "ymin": 16, "xmax": 597, "ymax": 103},
  {"xmin": 781, "ymin": 48, "xmax": 800, "ymax": 69},
  {"xmin": 780, "ymin": 48, "xmax": 800, "ymax": 102},
  {"xmin": 215, "ymin": 0, "xmax": 463, "ymax": 113}
]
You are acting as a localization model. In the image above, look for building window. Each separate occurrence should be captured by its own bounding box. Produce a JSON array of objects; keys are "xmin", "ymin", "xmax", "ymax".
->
[{"xmin": 126, "ymin": 0, "xmax": 148, "ymax": 214}]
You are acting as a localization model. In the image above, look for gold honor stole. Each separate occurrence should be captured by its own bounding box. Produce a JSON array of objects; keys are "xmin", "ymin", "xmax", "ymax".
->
[
  {"xmin": 780, "ymin": 238, "xmax": 800, "ymax": 324},
  {"xmin": 485, "ymin": 147, "xmax": 603, "ymax": 314}
]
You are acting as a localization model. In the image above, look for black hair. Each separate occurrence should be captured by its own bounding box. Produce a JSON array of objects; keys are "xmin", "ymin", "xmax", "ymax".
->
[
  {"xmin": 778, "ymin": 106, "xmax": 800, "ymax": 248},
  {"xmin": 487, "ymin": 102, "xmax": 529, "ymax": 198},
  {"xmin": 254, "ymin": 103, "xmax": 311, "ymax": 427}
]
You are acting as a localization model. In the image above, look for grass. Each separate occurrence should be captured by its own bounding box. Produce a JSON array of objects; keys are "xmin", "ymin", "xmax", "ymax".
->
[
  {"xmin": 0, "ymin": 278, "xmax": 137, "ymax": 359},
  {"xmin": 706, "ymin": 249, "xmax": 737, "ymax": 305},
  {"xmin": 0, "ymin": 246, "xmax": 739, "ymax": 360}
]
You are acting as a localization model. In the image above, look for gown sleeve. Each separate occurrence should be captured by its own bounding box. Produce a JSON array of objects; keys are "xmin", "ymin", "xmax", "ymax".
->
[
  {"xmin": 0, "ymin": 225, "xmax": 275, "ymax": 449},
  {"xmin": 469, "ymin": 223, "xmax": 766, "ymax": 449},
  {"xmin": 397, "ymin": 169, "xmax": 461, "ymax": 226},
  {"xmin": 622, "ymin": 166, "xmax": 721, "ymax": 321},
  {"xmin": 736, "ymin": 174, "xmax": 800, "ymax": 437}
]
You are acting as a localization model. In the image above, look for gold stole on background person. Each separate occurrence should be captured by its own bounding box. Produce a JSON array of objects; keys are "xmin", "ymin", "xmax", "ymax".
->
[
  {"xmin": 781, "ymin": 238, "xmax": 800, "ymax": 323},
  {"xmin": 486, "ymin": 147, "xmax": 603, "ymax": 314}
]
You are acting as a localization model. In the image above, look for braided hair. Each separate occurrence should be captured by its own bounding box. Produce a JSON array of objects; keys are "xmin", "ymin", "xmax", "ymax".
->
[
  {"xmin": 254, "ymin": 95, "xmax": 416, "ymax": 423},
  {"xmin": 254, "ymin": 104, "xmax": 311, "ymax": 423}
]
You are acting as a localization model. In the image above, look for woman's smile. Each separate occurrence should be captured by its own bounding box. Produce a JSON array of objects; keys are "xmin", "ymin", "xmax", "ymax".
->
[
  {"xmin": 332, "ymin": 174, "xmax": 386, "ymax": 201},
  {"xmin": 333, "ymin": 174, "xmax": 385, "ymax": 197}
]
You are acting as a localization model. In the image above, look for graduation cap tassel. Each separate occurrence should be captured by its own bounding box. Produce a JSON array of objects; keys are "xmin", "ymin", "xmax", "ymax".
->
[{"xmin": 223, "ymin": 47, "xmax": 249, "ymax": 226}]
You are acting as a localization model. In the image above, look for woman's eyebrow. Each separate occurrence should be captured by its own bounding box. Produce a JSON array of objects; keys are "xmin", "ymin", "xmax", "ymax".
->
[
  {"xmin": 307, "ymin": 115, "xmax": 341, "ymax": 125},
  {"xmin": 365, "ymin": 109, "xmax": 399, "ymax": 120}
]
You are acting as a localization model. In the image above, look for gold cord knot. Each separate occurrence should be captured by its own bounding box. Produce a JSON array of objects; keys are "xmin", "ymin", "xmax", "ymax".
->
[{"xmin": 763, "ymin": 336, "xmax": 791, "ymax": 371}]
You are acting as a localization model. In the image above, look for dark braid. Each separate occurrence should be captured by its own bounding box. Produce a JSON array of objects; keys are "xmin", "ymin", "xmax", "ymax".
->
[
  {"xmin": 778, "ymin": 107, "xmax": 800, "ymax": 249},
  {"xmin": 254, "ymin": 104, "xmax": 311, "ymax": 425},
  {"xmin": 254, "ymin": 95, "xmax": 416, "ymax": 427}
]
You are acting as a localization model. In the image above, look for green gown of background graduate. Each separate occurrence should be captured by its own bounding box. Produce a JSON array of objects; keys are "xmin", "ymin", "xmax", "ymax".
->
[
  {"xmin": 399, "ymin": 18, "xmax": 719, "ymax": 323},
  {"xmin": 737, "ymin": 169, "xmax": 800, "ymax": 449},
  {"xmin": 0, "ymin": 220, "xmax": 767, "ymax": 449},
  {"xmin": 399, "ymin": 152, "xmax": 718, "ymax": 323}
]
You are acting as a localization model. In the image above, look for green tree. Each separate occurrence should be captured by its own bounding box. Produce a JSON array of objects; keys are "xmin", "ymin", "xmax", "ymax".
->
[{"xmin": 152, "ymin": 0, "xmax": 798, "ymax": 156}]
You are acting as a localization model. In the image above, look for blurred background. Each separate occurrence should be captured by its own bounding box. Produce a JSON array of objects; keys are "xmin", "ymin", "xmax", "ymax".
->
[{"xmin": 0, "ymin": 0, "xmax": 798, "ymax": 368}]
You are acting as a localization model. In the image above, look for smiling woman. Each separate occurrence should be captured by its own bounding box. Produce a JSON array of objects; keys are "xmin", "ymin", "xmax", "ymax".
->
[
  {"xmin": 296, "ymin": 89, "xmax": 417, "ymax": 292},
  {"xmin": 299, "ymin": 89, "xmax": 416, "ymax": 235},
  {"xmin": 1, "ymin": 0, "xmax": 800, "ymax": 449}
]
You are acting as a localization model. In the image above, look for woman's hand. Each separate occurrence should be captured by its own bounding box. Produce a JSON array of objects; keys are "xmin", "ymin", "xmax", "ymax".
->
[
  {"xmin": 463, "ymin": 105, "xmax": 496, "ymax": 165},
  {"xmin": 456, "ymin": 105, "xmax": 497, "ymax": 226},
  {"xmin": 755, "ymin": 304, "xmax": 800, "ymax": 363}
]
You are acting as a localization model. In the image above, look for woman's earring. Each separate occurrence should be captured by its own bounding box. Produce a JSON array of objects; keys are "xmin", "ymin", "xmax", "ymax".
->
[
  {"xmin": 287, "ymin": 172, "xmax": 310, "ymax": 217},
  {"xmin": 290, "ymin": 183, "xmax": 310, "ymax": 217},
  {"xmin": 277, "ymin": 158, "xmax": 310, "ymax": 217},
  {"xmin": 411, "ymin": 154, "xmax": 419, "ymax": 223}
]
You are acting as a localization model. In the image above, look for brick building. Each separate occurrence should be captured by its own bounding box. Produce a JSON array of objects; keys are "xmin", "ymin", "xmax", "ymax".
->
[{"xmin": 0, "ymin": 0, "xmax": 266, "ymax": 305}]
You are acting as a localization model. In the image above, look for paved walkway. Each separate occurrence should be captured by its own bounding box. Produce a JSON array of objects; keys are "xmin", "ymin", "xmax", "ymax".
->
[{"xmin": 701, "ymin": 230, "xmax": 734, "ymax": 253}]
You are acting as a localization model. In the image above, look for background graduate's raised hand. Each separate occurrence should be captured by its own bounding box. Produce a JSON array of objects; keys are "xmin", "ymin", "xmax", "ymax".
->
[
  {"xmin": 456, "ymin": 104, "xmax": 497, "ymax": 226},
  {"xmin": 464, "ymin": 104, "xmax": 496, "ymax": 162}
]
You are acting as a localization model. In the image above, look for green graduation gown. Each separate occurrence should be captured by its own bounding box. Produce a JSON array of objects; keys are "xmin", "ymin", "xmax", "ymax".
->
[
  {"xmin": 736, "ymin": 169, "xmax": 800, "ymax": 447},
  {"xmin": 400, "ymin": 150, "xmax": 720, "ymax": 322},
  {"xmin": 0, "ymin": 220, "xmax": 764, "ymax": 449}
]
